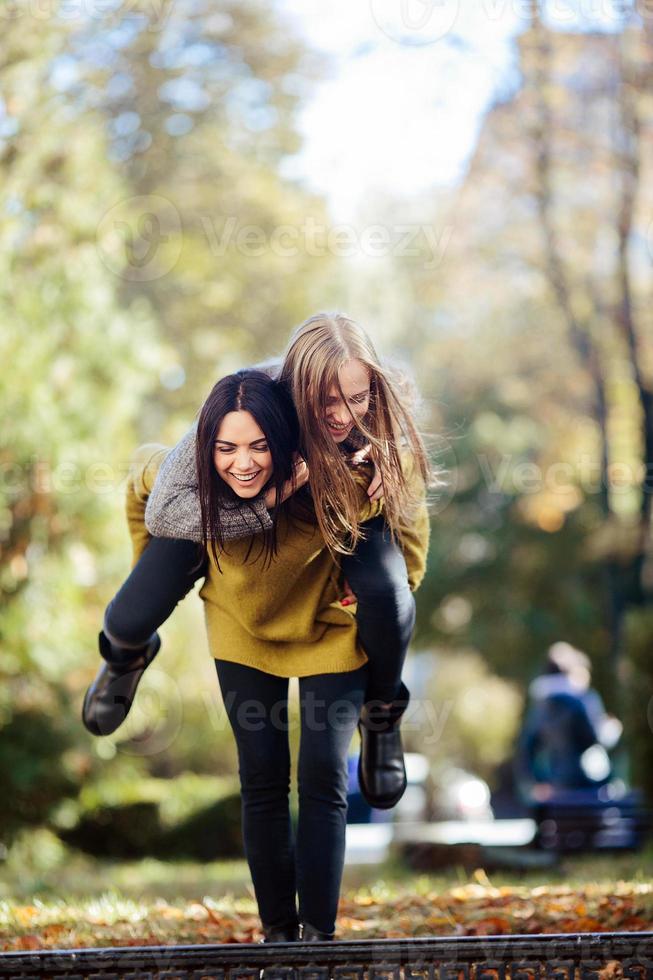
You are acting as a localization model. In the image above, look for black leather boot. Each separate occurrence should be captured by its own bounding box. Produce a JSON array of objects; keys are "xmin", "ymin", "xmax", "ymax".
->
[
  {"xmin": 357, "ymin": 681, "xmax": 410, "ymax": 810},
  {"xmin": 82, "ymin": 630, "xmax": 161, "ymax": 737},
  {"xmin": 300, "ymin": 922, "xmax": 335, "ymax": 941},
  {"xmin": 261, "ymin": 924, "xmax": 300, "ymax": 943}
]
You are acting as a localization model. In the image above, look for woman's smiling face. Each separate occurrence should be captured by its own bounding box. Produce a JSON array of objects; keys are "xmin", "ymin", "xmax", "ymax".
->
[
  {"xmin": 213, "ymin": 410, "xmax": 273, "ymax": 497},
  {"xmin": 324, "ymin": 358, "xmax": 371, "ymax": 443}
]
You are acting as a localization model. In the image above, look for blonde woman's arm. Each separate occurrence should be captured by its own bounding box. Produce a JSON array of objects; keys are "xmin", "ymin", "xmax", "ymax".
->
[
  {"xmin": 351, "ymin": 453, "xmax": 430, "ymax": 591},
  {"xmin": 395, "ymin": 453, "xmax": 430, "ymax": 591}
]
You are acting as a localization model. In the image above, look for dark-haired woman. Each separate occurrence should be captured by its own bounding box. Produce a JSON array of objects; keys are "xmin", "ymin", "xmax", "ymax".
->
[
  {"xmin": 84, "ymin": 369, "xmax": 428, "ymax": 942},
  {"xmin": 81, "ymin": 370, "xmax": 303, "ymax": 744}
]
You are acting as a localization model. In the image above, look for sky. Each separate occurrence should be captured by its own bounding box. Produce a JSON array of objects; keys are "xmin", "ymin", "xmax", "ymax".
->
[{"xmin": 277, "ymin": 0, "xmax": 628, "ymax": 222}]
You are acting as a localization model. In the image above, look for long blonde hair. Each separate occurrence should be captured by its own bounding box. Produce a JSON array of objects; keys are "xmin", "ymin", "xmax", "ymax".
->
[{"xmin": 278, "ymin": 312, "xmax": 431, "ymax": 554}]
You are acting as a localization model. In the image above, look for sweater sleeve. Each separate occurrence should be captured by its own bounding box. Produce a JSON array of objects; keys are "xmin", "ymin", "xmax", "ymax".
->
[
  {"xmin": 396, "ymin": 457, "xmax": 430, "ymax": 593},
  {"xmin": 351, "ymin": 463, "xmax": 385, "ymax": 524},
  {"xmin": 125, "ymin": 444, "xmax": 170, "ymax": 567},
  {"xmin": 352, "ymin": 453, "xmax": 430, "ymax": 592},
  {"xmin": 144, "ymin": 424, "xmax": 273, "ymax": 543}
]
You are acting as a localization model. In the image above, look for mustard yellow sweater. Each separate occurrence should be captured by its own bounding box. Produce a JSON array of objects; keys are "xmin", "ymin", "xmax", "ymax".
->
[{"xmin": 125, "ymin": 444, "xmax": 430, "ymax": 678}]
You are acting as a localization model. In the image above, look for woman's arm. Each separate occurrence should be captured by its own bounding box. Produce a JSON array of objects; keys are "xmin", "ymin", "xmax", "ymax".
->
[
  {"xmin": 350, "ymin": 454, "xmax": 430, "ymax": 591},
  {"xmin": 126, "ymin": 444, "xmax": 170, "ymax": 565},
  {"xmin": 144, "ymin": 426, "xmax": 274, "ymax": 543},
  {"xmin": 395, "ymin": 464, "xmax": 430, "ymax": 592}
]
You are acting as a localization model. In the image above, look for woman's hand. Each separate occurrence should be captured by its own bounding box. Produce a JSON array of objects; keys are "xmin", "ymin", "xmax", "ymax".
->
[
  {"xmin": 340, "ymin": 578, "xmax": 357, "ymax": 607},
  {"xmin": 264, "ymin": 454, "xmax": 309, "ymax": 508},
  {"xmin": 367, "ymin": 462, "xmax": 384, "ymax": 501},
  {"xmin": 349, "ymin": 446, "xmax": 384, "ymax": 501}
]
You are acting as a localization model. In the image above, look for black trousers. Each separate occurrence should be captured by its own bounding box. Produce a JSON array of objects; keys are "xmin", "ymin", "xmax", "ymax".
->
[
  {"xmin": 340, "ymin": 516, "xmax": 415, "ymax": 703},
  {"xmin": 102, "ymin": 521, "xmax": 415, "ymax": 931},
  {"xmin": 103, "ymin": 537, "xmax": 204, "ymax": 649},
  {"xmin": 105, "ymin": 517, "xmax": 415, "ymax": 702},
  {"xmin": 215, "ymin": 659, "xmax": 367, "ymax": 934}
]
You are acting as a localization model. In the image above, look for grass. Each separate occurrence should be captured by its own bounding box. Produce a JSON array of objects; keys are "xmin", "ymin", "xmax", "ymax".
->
[
  {"xmin": 3, "ymin": 828, "xmax": 652, "ymax": 901},
  {"xmin": 1, "ymin": 835, "xmax": 652, "ymax": 950}
]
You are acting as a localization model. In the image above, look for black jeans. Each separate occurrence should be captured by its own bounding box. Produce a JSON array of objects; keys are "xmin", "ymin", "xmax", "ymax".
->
[
  {"xmin": 104, "ymin": 518, "xmax": 414, "ymax": 704},
  {"xmin": 215, "ymin": 659, "xmax": 367, "ymax": 934},
  {"xmin": 102, "ymin": 525, "xmax": 413, "ymax": 933},
  {"xmin": 104, "ymin": 537, "xmax": 206, "ymax": 648},
  {"xmin": 341, "ymin": 516, "xmax": 415, "ymax": 703}
]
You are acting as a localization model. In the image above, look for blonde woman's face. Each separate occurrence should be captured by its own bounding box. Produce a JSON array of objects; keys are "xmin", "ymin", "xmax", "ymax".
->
[{"xmin": 324, "ymin": 358, "xmax": 371, "ymax": 443}]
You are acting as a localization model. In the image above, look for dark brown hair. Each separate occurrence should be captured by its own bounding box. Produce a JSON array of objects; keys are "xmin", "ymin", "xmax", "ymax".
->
[{"xmin": 196, "ymin": 370, "xmax": 300, "ymax": 569}]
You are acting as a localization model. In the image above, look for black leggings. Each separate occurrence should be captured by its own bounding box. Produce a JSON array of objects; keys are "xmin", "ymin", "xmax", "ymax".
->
[
  {"xmin": 103, "ymin": 536, "xmax": 204, "ymax": 648},
  {"xmin": 215, "ymin": 659, "xmax": 367, "ymax": 933},
  {"xmin": 102, "ymin": 523, "xmax": 413, "ymax": 932},
  {"xmin": 341, "ymin": 516, "xmax": 415, "ymax": 703},
  {"xmin": 104, "ymin": 517, "xmax": 414, "ymax": 703}
]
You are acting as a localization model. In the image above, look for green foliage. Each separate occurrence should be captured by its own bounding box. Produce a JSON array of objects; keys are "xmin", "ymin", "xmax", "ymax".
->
[
  {"xmin": 0, "ymin": 0, "xmax": 332, "ymax": 848},
  {"xmin": 413, "ymin": 381, "xmax": 614, "ymax": 696},
  {"xmin": 406, "ymin": 651, "xmax": 523, "ymax": 781},
  {"xmin": 0, "ymin": 11, "xmax": 165, "ymax": 839},
  {"xmin": 81, "ymin": 0, "xmax": 333, "ymax": 430},
  {"xmin": 622, "ymin": 607, "xmax": 653, "ymax": 803},
  {"xmin": 57, "ymin": 778, "xmax": 244, "ymax": 861},
  {"xmin": 59, "ymin": 802, "xmax": 164, "ymax": 860},
  {"xmin": 0, "ymin": 706, "xmax": 78, "ymax": 843},
  {"xmin": 2, "ymin": 0, "xmax": 653, "ymax": 862},
  {"xmin": 155, "ymin": 794, "xmax": 244, "ymax": 861}
]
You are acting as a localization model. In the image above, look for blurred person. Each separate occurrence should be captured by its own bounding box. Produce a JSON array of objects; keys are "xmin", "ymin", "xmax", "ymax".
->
[
  {"xmin": 530, "ymin": 642, "xmax": 622, "ymax": 750},
  {"xmin": 515, "ymin": 641, "xmax": 621, "ymax": 803}
]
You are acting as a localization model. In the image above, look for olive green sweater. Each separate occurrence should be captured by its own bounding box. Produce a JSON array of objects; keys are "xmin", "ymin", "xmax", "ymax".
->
[{"xmin": 126, "ymin": 444, "xmax": 430, "ymax": 678}]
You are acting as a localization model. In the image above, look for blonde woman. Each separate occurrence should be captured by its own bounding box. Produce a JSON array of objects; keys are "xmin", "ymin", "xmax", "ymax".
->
[
  {"xmin": 85, "ymin": 314, "xmax": 430, "ymax": 812},
  {"xmin": 273, "ymin": 314, "xmax": 430, "ymax": 807}
]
